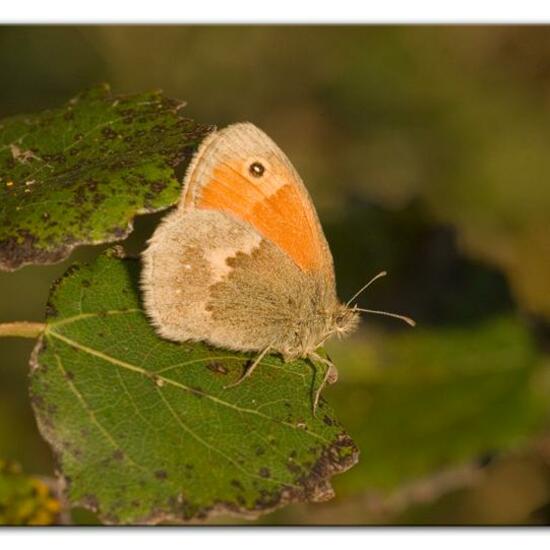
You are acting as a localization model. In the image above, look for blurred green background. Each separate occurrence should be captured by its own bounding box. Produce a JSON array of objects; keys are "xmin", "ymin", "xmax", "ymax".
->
[{"xmin": 1, "ymin": 25, "xmax": 550, "ymax": 525}]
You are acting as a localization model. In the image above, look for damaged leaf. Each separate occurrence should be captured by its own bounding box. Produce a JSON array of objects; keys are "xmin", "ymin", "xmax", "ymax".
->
[
  {"xmin": 0, "ymin": 84, "xmax": 212, "ymax": 271},
  {"xmin": 29, "ymin": 251, "xmax": 358, "ymax": 524}
]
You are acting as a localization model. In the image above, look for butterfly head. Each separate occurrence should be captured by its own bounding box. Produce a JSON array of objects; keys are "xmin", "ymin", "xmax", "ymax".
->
[
  {"xmin": 331, "ymin": 302, "xmax": 361, "ymax": 339},
  {"xmin": 297, "ymin": 296, "xmax": 414, "ymax": 358},
  {"xmin": 279, "ymin": 300, "xmax": 360, "ymax": 361}
]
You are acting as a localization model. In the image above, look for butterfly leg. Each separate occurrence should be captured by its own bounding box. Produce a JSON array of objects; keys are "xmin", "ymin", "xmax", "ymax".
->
[
  {"xmin": 223, "ymin": 344, "xmax": 272, "ymax": 389},
  {"xmin": 308, "ymin": 352, "xmax": 339, "ymax": 416}
]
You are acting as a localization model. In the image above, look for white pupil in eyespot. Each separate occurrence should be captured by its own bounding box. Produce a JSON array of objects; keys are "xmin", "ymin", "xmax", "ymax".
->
[{"xmin": 249, "ymin": 162, "xmax": 265, "ymax": 177}]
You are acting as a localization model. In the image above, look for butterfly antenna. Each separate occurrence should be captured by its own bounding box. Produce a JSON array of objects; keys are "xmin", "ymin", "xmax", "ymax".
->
[
  {"xmin": 353, "ymin": 307, "xmax": 416, "ymax": 327},
  {"xmin": 345, "ymin": 271, "xmax": 388, "ymax": 307}
]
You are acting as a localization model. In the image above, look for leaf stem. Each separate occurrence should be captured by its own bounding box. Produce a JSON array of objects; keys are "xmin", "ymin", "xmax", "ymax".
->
[{"xmin": 0, "ymin": 322, "xmax": 45, "ymax": 339}]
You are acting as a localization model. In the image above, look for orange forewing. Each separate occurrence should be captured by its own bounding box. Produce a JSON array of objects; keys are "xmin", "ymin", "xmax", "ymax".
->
[{"xmin": 196, "ymin": 163, "xmax": 326, "ymax": 272}]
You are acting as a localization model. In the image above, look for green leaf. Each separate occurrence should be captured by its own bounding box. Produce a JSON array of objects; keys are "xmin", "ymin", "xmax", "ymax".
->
[
  {"xmin": 29, "ymin": 250, "xmax": 358, "ymax": 524},
  {"xmin": 0, "ymin": 460, "xmax": 61, "ymax": 525},
  {"xmin": 0, "ymin": 85, "xmax": 212, "ymax": 271},
  {"xmin": 325, "ymin": 317, "xmax": 549, "ymax": 495}
]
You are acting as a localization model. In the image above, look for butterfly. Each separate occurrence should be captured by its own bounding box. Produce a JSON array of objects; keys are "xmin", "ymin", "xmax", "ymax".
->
[{"xmin": 141, "ymin": 123, "xmax": 414, "ymax": 408}]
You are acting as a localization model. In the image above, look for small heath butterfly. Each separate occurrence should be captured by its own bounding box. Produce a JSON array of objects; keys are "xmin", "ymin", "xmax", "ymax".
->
[{"xmin": 141, "ymin": 123, "xmax": 414, "ymax": 406}]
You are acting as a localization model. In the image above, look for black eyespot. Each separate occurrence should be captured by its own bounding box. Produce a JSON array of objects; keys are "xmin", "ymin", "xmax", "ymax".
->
[{"xmin": 249, "ymin": 161, "xmax": 265, "ymax": 178}]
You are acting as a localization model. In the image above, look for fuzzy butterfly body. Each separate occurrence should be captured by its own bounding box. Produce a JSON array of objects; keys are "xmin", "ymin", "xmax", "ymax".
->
[{"xmin": 141, "ymin": 123, "xmax": 359, "ymax": 366}]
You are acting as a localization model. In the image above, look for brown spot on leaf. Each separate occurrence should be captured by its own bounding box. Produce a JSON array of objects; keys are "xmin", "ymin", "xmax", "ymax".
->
[
  {"xmin": 287, "ymin": 460, "xmax": 302, "ymax": 475},
  {"xmin": 230, "ymin": 479, "xmax": 244, "ymax": 491},
  {"xmin": 206, "ymin": 361, "xmax": 229, "ymax": 375},
  {"xmin": 30, "ymin": 393, "xmax": 45, "ymax": 409},
  {"xmin": 80, "ymin": 494, "xmax": 99, "ymax": 512},
  {"xmin": 190, "ymin": 386, "xmax": 204, "ymax": 397},
  {"xmin": 101, "ymin": 127, "xmax": 118, "ymax": 139},
  {"xmin": 323, "ymin": 415, "xmax": 334, "ymax": 426}
]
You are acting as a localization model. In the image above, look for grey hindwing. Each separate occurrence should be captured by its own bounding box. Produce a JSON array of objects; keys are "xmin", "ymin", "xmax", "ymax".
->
[{"xmin": 141, "ymin": 208, "xmax": 336, "ymax": 355}]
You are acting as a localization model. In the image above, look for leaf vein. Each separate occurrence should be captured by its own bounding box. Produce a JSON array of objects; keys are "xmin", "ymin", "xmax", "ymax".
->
[{"xmin": 47, "ymin": 329, "xmax": 329, "ymax": 443}]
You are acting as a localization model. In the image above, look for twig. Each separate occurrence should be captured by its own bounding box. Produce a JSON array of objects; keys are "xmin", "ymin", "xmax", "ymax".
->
[{"xmin": 0, "ymin": 321, "xmax": 45, "ymax": 338}]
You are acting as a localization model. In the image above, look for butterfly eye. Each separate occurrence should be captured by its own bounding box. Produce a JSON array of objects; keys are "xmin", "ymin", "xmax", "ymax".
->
[{"xmin": 249, "ymin": 161, "xmax": 265, "ymax": 178}]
